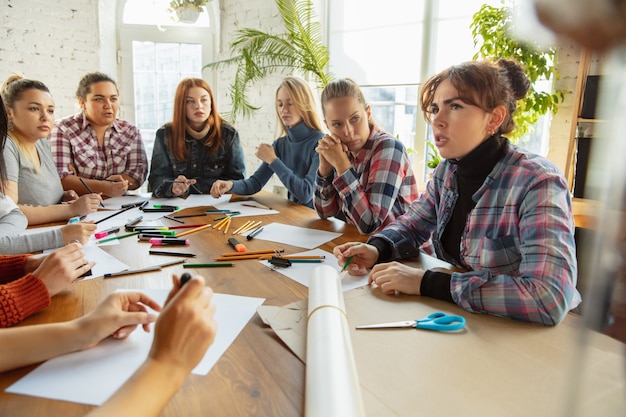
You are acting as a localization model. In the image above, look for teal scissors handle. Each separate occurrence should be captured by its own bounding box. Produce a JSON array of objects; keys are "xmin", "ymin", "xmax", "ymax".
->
[{"xmin": 415, "ymin": 312, "xmax": 466, "ymax": 331}]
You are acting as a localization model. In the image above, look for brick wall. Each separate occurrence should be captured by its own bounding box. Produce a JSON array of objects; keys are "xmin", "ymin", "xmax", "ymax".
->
[{"xmin": 0, "ymin": 0, "xmax": 105, "ymax": 118}]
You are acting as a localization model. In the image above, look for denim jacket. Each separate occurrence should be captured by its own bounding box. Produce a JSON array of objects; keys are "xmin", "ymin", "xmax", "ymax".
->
[{"xmin": 148, "ymin": 123, "xmax": 246, "ymax": 197}]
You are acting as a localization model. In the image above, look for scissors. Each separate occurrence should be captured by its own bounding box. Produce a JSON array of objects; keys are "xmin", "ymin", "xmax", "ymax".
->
[{"xmin": 355, "ymin": 312, "xmax": 466, "ymax": 332}]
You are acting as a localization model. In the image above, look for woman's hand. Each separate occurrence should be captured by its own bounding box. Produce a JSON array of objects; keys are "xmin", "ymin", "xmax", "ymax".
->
[
  {"xmin": 210, "ymin": 180, "xmax": 233, "ymax": 198},
  {"xmin": 60, "ymin": 222, "xmax": 97, "ymax": 244},
  {"xmin": 369, "ymin": 262, "xmax": 424, "ymax": 296},
  {"xmin": 33, "ymin": 242, "xmax": 95, "ymax": 296},
  {"xmin": 255, "ymin": 143, "xmax": 277, "ymax": 164},
  {"xmin": 62, "ymin": 190, "xmax": 79, "ymax": 203},
  {"xmin": 70, "ymin": 194, "xmax": 102, "ymax": 216},
  {"xmin": 171, "ymin": 175, "xmax": 197, "ymax": 197},
  {"xmin": 333, "ymin": 242, "xmax": 378, "ymax": 275},
  {"xmin": 76, "ymin": 292, "xmax": 161, "ymax": 350},
  {"xmin": 104, "ymin": 175, "xmax": 129, "ymax": 197},
  {"xmin": 148, "ymin": 274, "xmax": 217, "ymax": 375},
  {"xmin": 316, "ymin": 134, "xmax": 351, "ymax": 175}
]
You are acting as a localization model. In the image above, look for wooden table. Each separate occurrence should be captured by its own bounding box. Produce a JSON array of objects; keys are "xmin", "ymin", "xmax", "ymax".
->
[
  {"xmin": 0, "ymin": 192, "xmax": 366, "ymax": 417},
  {"xmin": 1, "ymin": 192, "xmax": 624, "ymax": 416}
]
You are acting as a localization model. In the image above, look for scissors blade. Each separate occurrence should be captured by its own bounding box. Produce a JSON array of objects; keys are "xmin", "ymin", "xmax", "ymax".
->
[{"xmin": 356, "ymin": 321, "xmax": 416, "ymax": 329}]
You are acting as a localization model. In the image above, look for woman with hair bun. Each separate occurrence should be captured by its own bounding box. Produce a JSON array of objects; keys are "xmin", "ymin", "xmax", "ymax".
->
[{"xmin": 334, "ymin": 59, "xmax": 580, "ymax": 326}]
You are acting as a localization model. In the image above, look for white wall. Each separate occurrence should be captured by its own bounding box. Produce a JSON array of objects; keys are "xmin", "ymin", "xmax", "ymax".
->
[{"xmin": 0, "ymin": 0, "xmax": 106, "ymax": 118}]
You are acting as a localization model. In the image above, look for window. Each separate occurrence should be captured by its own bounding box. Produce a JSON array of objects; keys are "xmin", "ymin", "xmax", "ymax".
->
[
  {"xmin": 119, "ymin": 0, "xmax": 215, "ymax": 161},
  {"xmin": 327, "ymin": 0, "xmax": 548, "ymax": 181}
]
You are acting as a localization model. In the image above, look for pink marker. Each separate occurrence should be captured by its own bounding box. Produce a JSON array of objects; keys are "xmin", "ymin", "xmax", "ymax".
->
[
  {"xmin": 149, "ymin": 238, "xmax": 190, "ymax": 246},
  {"xmin": 95, "ymin": 227, "xmax": 120, "ymax": 239}
]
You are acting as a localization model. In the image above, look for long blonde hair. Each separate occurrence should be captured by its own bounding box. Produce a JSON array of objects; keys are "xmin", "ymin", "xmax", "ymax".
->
[{"xmin": 275, "ymin": 77, "xmax": 323, "ymax": 136}]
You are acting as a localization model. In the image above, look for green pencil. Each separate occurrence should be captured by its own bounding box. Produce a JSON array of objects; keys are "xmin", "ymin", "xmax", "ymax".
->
[
  {"xmin": 183, "ymin": 262, "xmax": 233, "ymax": 268},
  {"xmin": 96, "ymin": 231, "xmax": 140, "ymax": 244}
]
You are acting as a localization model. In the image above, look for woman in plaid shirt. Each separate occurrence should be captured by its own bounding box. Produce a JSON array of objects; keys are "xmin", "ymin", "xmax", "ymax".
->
[
  {"xmin": 334, "ymin": 60, "xmax": 580, "ymax": 325},
  {"xmin": 314, "ymin": 78, "xmax": 418, "ymax": 235}
]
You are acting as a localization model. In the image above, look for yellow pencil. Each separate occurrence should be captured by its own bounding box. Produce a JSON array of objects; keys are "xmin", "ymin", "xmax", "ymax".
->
[
  {"xmin": 232, "ymin": 220, "xmax": 253, "ymax": 235},
  {"xmin": 238, "ymin": 220, "xmax": 262, "ymax": 235},
  {"xmin": 175, "ymin": 224, "xmax": 211, "ymax": 237},
  {"xmin": 218, "ymin": 217, "xmax": 231, "ymax": 231},
  {"xmin": 223, "ymin": 217, "xmax": 232, "ymax": 234},
  {"xmin": 213, "ymin": 216, "xmax": 230, "ymax": 229}
]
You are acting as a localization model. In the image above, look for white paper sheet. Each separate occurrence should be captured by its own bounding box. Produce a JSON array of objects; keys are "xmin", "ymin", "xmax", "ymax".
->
[
  {"xmin": 249, "ymin": 222, "xmax": 341, "ymax": 249},
  {"xmin": 306, "ymin": 266, "xmax": 365, "ymax": 417},
  {"xmin": 43, "ymin": 244, "xmax": 129, "ymax": 280},
  {"xmin": 213, "ymin": 200, "xmax": 280, "ymax": 217},
  {"xmin": 6, "ymin": 289, "xmax": 265, "ymax": 406},
  {"xmin": 260, "ymin": 249, "xmax": 369, "ymax": 291}
]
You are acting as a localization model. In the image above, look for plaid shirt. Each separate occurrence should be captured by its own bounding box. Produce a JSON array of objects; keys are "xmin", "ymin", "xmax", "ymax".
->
[
  {"xmin": 314, "ymin": 127, "xmax": 418, "ymax": 235},
  {"xmin": 370, "ymin": 142, "xmax": 580, "ymax": 325},
  {"xmin": 49, "ymin": 112, "xmax": 148, "ymax": 185}
]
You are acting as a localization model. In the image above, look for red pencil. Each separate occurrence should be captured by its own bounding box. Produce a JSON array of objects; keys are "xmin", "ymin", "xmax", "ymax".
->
[{"xmin": 167, "ymin": 223, "xmax": 208, "ymax": 230}]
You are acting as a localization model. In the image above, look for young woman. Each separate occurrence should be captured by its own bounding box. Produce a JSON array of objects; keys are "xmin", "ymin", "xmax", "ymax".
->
[
  {"xmin": 50, "ymin": 72, "xmax": 148, "ymax": 197},
  {"xmin": 1, "ymin": 75, "xmax": 102, "ymax": 225},
  {"xmin": 1, "ymin": 274, "xmax": 217, "ymax": 417},
  {"xmin": 334, "ymin": 59, "xmax": 580, "ymax": 326},
  {"xmin": 210, "ymin": 76, "xmax": 324, "ymax": 207},
  {"xmin": 148, "ymin": 78, "xmax": 246, "ymax": 198},
  {"xmin": 314, "ymin": 78, "xmax": 418, "ymax": 234}
]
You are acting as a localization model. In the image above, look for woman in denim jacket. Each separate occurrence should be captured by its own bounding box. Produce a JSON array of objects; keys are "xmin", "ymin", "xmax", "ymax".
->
[{"xmin": 148, "ymin": 78, "xmax": 245, "ymax": 198}]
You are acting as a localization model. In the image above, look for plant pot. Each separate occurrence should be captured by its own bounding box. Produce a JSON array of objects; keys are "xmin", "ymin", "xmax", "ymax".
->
[{"xmin": 174, "ymin": 6, "xmax": 200, "ymax": 23}]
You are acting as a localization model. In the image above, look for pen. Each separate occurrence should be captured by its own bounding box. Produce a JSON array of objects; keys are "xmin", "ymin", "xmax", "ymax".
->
[
  {"xmin": 173, "ymin": 213, "xmax": 209, "ymax": 218},
  {"xmin": 94, "ymin": 205, "xmax": 135, "ymax": 225},
  {"xmin": 180, "ymin": 272, "xmax": 192, "ymax": 286},
  {"xmin": 103, "ymin": 259, "xmax": 187, "ymax": 278},
  {"xmin": 138, "ymin": 230, "xmax": 177, "ymax": 236},
  {"xmin": 183, "ymin": 262, "xmax": 233, "ymax": 268},
  {"xmin": 246, "ymin": 227, "xmax": 264, "ymax": 240},
  {"xmin": 125, "ymin": 216, "xmax": 143, "ymax": 227},
  {"xmin": 96, "ymin": 231, "xmax": 139, "ymax": 244},
  {"xmin": 121, "ymin": 200, "xmax": 148, "ymax": 209},
  {"xmin": 149, "ymin": 238, "xmax": 190, "ymax": 246},
  {"xmin": 79, "ymin": 177, "xmax": 105, "ymax": 208},
  {"xmin": 154, "ymin": 204, "xmax": 180, "ymax": 210},
  {"xmin": 149, "ymin": 250, "xmax": 196, "ymax": 257},
  {"xmin": 95, "ymin": 227, "xmax": 120, "ymax": 239},
  {"xmin": 164, "ymin": 215, "xmax": 185, "ymax": 223},
  {"xmin": 341, "ymin": 243, "xmax": 361, "ymax": 271},
  {"xmin": 241, "ymin": 203, "xmax": 272, "ymax": 210},
  {"xmin": 142, "ymin": 207, "xmax": 177, "ymax": 213}
]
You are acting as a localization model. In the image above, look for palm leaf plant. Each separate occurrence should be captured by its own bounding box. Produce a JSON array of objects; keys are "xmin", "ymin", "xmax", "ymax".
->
[{"xmin": 204, "ymin": 0, "xmax": 333, "ymax": 122}]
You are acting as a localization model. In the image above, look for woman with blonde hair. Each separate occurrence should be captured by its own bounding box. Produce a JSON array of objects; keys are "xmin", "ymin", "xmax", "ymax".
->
[
  {"xmin": 149, "ymin": 78, "xmax": 245, "ymax": 197},
  {"xmin": 211, "ymin": 76, "xmax": 324, "ymax": 207}
]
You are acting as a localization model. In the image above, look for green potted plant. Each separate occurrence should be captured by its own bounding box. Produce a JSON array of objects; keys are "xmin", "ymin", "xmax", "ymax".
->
[
  {"xmin": 204, "ymin": 0, "xmax": 333, "ymax": 122},
  {"xmin": 470, "ymin": 3, "xmax": 565, "ymax": 140},
  {"xmin": 168, "ymin": 0, "xmax": 211, "ymax": 23}
]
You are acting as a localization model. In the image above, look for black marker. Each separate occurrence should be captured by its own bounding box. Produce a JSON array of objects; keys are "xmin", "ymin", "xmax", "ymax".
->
[{"xmin": 180, "ymin": 272, "xmax": 192, "ymax": 287}]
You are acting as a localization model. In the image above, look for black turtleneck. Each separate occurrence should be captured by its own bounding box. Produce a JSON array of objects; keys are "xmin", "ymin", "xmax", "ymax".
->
[{"xmin": 420, "ymin": 135, "xmax": 506, "ymax": 303}]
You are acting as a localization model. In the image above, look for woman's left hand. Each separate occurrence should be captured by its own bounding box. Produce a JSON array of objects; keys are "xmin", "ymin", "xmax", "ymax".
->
[
  {"xmin": 369, "ymin": 262, "xmax": 424, "ymax": 296},
  {"xmin": 316, "ymin": 134, "xmax": 351, "ymax": 174}
]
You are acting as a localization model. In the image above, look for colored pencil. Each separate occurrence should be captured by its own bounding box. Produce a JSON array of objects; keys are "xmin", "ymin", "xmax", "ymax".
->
[
  {"xmin": 214, "ymin": 255, "xmax": 264, "ymax": 261},
  {"xmin": 221, "ymin": 249, "xmax": 283, "ymax": 257},
  {"xmin": 79, "ymin": 177, "xmax": 105, "ymax": 208},
  {"xmin": 96, "ymin": 231, "xmax": 139, "ymax": 244},
  {"xmin": 183, "ymin": 262, "xmax": 233, "ymax": 268},
  {"xmin": 232, "ymin": 220, "xmax": 253, "ymax": 235},
  {"xmin": 175, "ymin": 224, "xmax": 211, "ymax": 237}
]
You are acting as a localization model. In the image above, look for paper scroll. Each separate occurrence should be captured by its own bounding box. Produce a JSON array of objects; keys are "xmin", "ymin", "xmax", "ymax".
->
[{"xmin": 305, "ymin": 266, "xmax": 366, "ymax": 417}]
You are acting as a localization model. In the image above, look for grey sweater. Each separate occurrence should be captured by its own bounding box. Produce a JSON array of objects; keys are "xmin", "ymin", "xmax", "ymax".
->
[{"xmin": 0, "ymin": 208, "xmax": 64, "ymax": 254}]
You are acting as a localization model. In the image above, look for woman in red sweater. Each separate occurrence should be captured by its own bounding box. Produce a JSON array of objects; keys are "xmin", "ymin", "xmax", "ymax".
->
[{"xmin": 0, "ymin": 95, "xmax": 93, "ymax": 327}]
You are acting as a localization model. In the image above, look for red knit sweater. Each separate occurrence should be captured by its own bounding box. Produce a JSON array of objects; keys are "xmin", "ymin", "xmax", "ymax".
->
[{"xmin": 0, "ymin": 255, "xmax": 51, "ymax": 327}]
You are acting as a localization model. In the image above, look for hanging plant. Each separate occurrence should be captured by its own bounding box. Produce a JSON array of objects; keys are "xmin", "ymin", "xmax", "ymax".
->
[
  {"xmin": 471, "ymin": 3, "xmax": 565, "ymax": 140},
  {"xmin": 203, "ymin": 0, "xmax": 333, "ymax": 122},
  {"xmin": 168, "ymin": 0, "xmax": 211, "ymax": 23}
]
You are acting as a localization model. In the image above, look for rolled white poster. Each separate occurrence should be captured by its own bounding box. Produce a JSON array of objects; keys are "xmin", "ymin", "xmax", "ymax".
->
[{"xmin": 305, "ymin": 265, "xmax": 366, "ymax": 417}]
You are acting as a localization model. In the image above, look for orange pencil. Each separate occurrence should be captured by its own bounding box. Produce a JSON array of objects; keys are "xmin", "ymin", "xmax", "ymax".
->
[{"xmin": 175, "ymin": 224, "xmax": 211, "ymax": 237}]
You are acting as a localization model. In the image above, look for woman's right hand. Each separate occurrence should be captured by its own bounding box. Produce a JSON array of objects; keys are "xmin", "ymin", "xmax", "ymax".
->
[
  {"xmin": 61, "ymin": 222, "xmax": 97, "ymax": 244},
  {"xmin": 171, "ymin": 175, "xmax": 197, "ymax": 197},
  {"xmin": 34, "ymin": 242, "xmax": 95, "ymax": 296},
  {"xmin": 70, "ymin": 194, "xmax": 102, "ymax": 216},
  {"xmin": 210, "ymin": 180, "xmax": 233, "ymax": 198},
  {"xmin": 148, "ymin": 275, "xmax": 217, "ymax": 375},
  {"xmin": 333, "ymin": 242, "xmax": 378, "ymax": 275}
]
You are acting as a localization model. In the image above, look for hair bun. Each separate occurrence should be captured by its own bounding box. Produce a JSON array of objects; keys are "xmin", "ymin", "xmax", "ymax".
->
[{"xmin": 497, "ymin": 59, "xmax": 530, "ymax": 101}]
